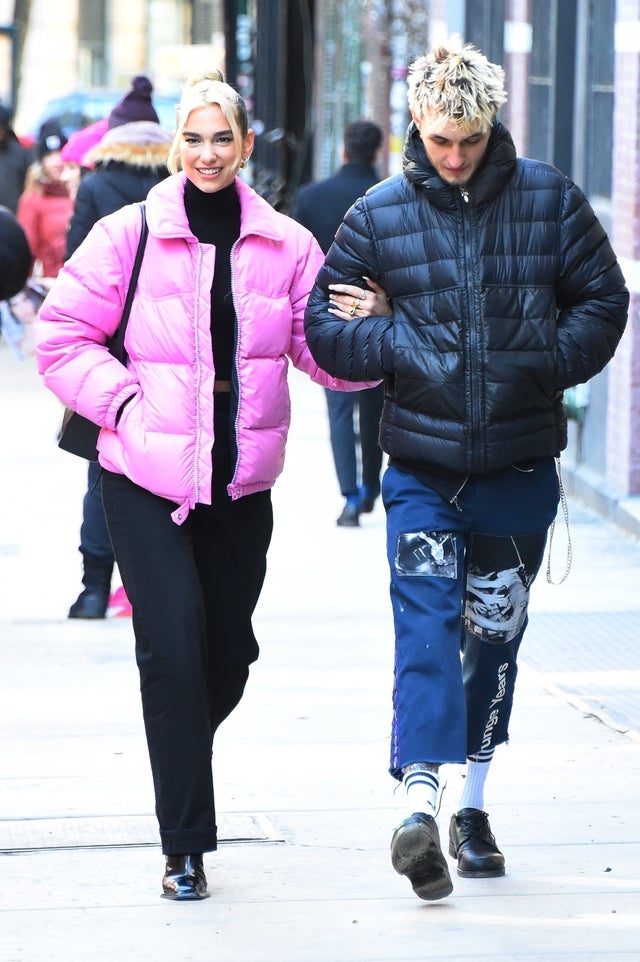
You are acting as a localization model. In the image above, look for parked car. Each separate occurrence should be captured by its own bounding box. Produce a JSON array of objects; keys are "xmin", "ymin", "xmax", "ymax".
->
[{"xmin": 28, "ymin": 88, "xmax": 178, "ymax": 139}]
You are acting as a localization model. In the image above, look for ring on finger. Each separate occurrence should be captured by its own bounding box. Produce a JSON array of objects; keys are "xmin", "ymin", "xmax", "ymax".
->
[{"xmin": 349, "ymin": 304, "xmax": 357, "ymax": 316}]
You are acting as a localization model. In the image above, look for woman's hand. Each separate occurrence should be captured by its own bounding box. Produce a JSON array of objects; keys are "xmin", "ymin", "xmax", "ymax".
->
[{"xmin": 328, "ymin": 276, "xmax": 392, "ymax": 320}]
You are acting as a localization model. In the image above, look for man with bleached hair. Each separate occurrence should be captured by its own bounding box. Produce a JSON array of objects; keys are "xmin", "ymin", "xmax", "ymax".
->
[{"xmin": 304, "ymin": 35, "xmax": 628, "ymax": 901}]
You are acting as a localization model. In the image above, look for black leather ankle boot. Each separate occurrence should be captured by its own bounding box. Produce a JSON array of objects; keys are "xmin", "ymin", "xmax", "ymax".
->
[{"xmin": 161, "ymin": 853, "xmax": 209, "ymax": 900}]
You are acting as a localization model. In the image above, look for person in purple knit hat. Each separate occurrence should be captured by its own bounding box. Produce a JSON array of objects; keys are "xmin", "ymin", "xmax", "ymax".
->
[{"xmin": 64, "ymin": 75, "xmax": 171, "ymax": 621}]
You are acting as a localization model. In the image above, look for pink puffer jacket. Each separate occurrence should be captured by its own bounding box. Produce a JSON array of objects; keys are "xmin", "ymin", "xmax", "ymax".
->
[{"xmin": 36, "ymin": 172, "xmax": 374, "ymax": 523}]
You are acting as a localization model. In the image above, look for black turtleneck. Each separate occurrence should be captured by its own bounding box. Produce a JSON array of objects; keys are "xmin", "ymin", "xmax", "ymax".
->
[{"xmin": 184, "ymin": 179, "xmax": 241, "ymax": 380}]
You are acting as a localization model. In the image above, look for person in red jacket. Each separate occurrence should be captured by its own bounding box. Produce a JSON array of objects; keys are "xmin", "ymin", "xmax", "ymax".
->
[{"xmin": 16, "ymin": 120, "xmax": 74, "ymax": 280}]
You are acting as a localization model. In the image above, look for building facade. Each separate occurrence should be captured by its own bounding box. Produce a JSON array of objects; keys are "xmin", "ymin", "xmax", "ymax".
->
[{"xmin": 7, "ymin": 0, "xmax": 226, "ymax": 132}]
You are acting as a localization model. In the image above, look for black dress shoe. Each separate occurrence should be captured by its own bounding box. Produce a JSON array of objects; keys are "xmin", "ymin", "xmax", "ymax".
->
[
  {"xmin": 390, "ymin": 813, "xmax": 453, "ymax": 901},
  {"xmin": 336, "ymin": 502, "xmax": 360, "ymax": 526},
  {"xmin": 161, "ymin": 853, "xmax": 210, "ymax": 900},
  {"xmin": 448, "ymin": 808, "xmax": 505, "ymax": 878}
]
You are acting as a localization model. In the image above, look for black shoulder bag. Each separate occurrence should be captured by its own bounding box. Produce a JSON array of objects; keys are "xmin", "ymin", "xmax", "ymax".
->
[{"xmin": 57, "ymin": 203, "xmax": 149, "ymax": 461}]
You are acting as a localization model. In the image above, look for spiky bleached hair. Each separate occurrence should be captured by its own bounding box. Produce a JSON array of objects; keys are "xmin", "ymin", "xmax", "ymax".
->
[{"xmin": 407, "ymin": 34, "xmax": 507, "ymax": 132}]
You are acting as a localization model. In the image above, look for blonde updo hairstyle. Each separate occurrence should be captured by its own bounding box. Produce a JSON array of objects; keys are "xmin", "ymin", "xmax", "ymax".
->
[{"xmin": 167, "ymin": 69, "xmax": 250, "ymax": 174}]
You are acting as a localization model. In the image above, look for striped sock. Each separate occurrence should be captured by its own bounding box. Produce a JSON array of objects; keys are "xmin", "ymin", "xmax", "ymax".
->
[
  {"xmin": 402, "ymin": 763, "xmax": 440, "ymax": 817},
  {"xmin": 457, "ymin": 749, "xmax": 495, "ymax": 811}
]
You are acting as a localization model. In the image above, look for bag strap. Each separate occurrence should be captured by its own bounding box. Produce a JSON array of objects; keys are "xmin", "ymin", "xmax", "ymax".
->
[{"xmin": 108, "ymin": 202, "xmax": 149, "ymax": 364}]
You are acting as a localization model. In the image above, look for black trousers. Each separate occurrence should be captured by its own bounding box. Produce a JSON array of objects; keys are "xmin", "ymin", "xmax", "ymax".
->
[{"xmin": 101, "ymin": 398, "xmax": 273, "ymax": 855}]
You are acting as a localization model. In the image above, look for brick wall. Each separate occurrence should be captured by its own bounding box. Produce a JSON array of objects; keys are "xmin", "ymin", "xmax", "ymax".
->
[{"xmin": 607, "ymin": 0, "xmax": 640, "ymax": 494}]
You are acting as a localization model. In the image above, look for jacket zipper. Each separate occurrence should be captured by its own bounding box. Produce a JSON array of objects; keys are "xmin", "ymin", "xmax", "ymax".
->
[
  {"xmin": 227, "ymin": 239, "xmax": 241, "ymax": 495},
  {"xmin": 458, "ymin": 186, "xmax": 481, "ymax": 470},
  {"xmin": 193, "ymin": 243, "xmax": 204, "ymax": 504}
]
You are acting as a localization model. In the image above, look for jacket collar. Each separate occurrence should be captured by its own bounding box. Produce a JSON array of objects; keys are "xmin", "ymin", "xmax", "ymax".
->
[
  {"xmin": 402, "ymin": 120, "xmax": 517, "ymax": 208},
  {"xmin": 336, "ymin": 162, "xmax": 379, "ymax": 180},
  {"xmin": 145, "ymin": 171, "xmax": 286, "ymax": 242}
]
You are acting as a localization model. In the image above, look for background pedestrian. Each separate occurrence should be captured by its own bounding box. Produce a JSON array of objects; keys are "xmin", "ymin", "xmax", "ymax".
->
[
  {"xmin": 290, "ymin": 120, "xmax": 385, "ymax": 526},
  {"xmin": 0, "ymin": 207, "xmax": 31, "ymax": 300},
  {"xmin": 64, "ymin": 75, "xmax": 172, "ymax": 621},
  {"xmin": 0, "ymin": 102, "xmax": 31, "ymax": 214},
  {"xmin": 16, "ymin": 119, "xmax": 73, "ymax": 280}
]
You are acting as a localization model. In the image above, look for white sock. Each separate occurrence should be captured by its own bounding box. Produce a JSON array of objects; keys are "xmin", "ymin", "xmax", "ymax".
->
[
  {"xmin": 402, "ymin": 763, "xmax": 440, "ymax": 817},
  {"xmin": 457, "ymin": 749, "xmax": 494, "ymax": 812}
]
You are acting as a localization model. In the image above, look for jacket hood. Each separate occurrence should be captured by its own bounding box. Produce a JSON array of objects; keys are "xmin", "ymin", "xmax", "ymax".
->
[
  {"xmin": 88, "ymin": 121, "xmax": 171, "ymax": 171},
  {"xmin": 402, "ymin": 120, "xmax": 517, "ymax": 208}
]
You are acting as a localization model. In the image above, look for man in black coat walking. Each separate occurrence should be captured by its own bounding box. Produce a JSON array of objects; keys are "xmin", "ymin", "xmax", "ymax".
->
[
  {"xmin": 304, "ymin": 36, "xmax": 628, "ymax": 901},
  {"xmin": 290, "ymin": 120, "xmax": 385, "ymax": 526}
]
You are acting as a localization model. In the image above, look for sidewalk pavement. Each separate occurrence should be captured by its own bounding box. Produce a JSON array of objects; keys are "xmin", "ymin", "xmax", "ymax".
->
[{"xmin": 1, "ymin": 343, "xmax": 639, "ymax": 961}]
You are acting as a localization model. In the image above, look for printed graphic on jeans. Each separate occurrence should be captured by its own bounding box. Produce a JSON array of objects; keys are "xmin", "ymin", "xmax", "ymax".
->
[
  {"xmin": 479, "ymin": 661, "xmax": 510, "ymax": 752},
  {"xmin": 395, "ymin": 531, "xmax": 457, "ymax": 578},
  {"xmin": 464, "ymin": 563, "xmax": 530, "ymax": 643}
]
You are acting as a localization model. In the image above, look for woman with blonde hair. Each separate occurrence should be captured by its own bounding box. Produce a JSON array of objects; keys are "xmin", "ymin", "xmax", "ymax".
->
[{"xmin": 36, "ymin": 69, "xmax": 378, "ymax": 900}]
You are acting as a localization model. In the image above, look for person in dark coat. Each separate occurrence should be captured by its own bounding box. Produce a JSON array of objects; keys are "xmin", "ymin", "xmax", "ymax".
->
[
  {"xmin": 65, "ymin": 75, "xmax": 172, "ymax": 620},
  {"xmin": 290, "ymin": 120, "xmax": 385, "ymax": 526},
  {"xmin": 0, "ymin": 207, "xmax": 31, "ymax": 299},
  {"xmin": 0, "ymin": 207, "xmax": 33, "ymax": 357},
  {"xmin": 304, "ymin": 35, "xmax": 628, "ymax": 901},
  {"xmin": 0, "ymin": 103, "xmax": 31, "ymax": 213},
  {"xmin": 65, "ymin": 77, "xmax": 171, "ymax": 256}
]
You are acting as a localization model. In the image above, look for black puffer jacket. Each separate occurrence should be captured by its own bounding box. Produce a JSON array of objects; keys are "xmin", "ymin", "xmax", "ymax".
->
[
  {"xmin": 65, "ymin": 121, "xmax": 171, "ymax": 258},
  {"xmin": 304, "ymin": 121, "xmax": 629, "ymax": 476}
]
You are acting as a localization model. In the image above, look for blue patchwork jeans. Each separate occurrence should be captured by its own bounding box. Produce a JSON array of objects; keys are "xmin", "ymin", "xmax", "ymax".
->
[{"xmin": 382, "ymin": 459, "xmax": 560, "ymax": 779}]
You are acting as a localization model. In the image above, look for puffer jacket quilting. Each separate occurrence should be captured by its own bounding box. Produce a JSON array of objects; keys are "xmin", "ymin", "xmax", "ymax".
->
[
  {"xmin": 36, "ymin": 172, "xmax": 369, "ymax": 522},
  {"xmin": 304, "ymin": 121, "xmax": 629, "ymax": 476}
]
